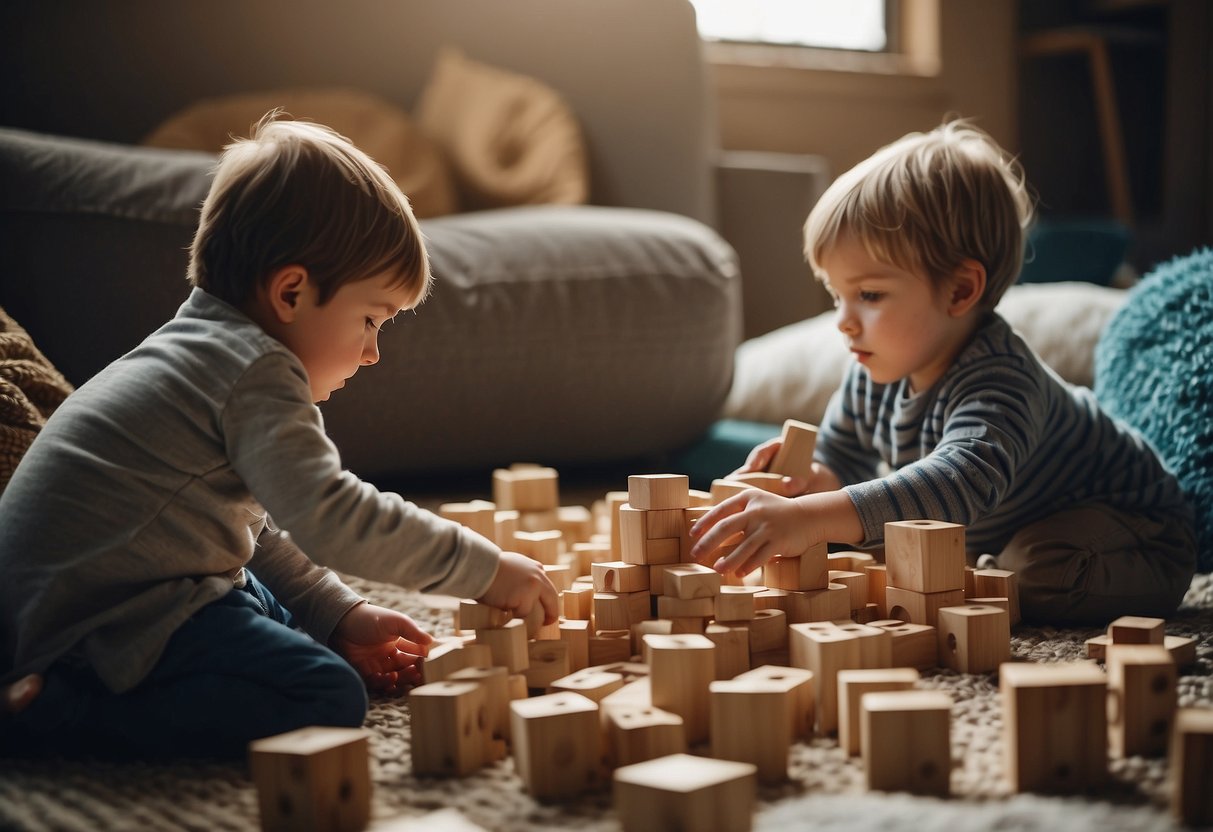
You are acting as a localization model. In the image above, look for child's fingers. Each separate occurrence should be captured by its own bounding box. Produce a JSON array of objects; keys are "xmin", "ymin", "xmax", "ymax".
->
[
  {"xmin": 387, "ymin": 613, "xmax": 433, "ymax": 650},
  {"xmin": 716, "ymin": 536, "xmax": 772, "ymax": 577},
  {"xmin": 689, "ymin": 501, "xmax": 750, "ymax": 560},
  {"xmin": 729, "ymin": 438, "xmax": 781, "ymax": 478},
  {"xmin": 537, "ymin": 581, "xmax": 560, "ymax": 625}
]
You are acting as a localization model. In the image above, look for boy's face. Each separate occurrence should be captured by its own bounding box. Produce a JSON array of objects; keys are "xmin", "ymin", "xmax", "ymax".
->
[
  {"xmin": 819, "ymin": 237, "xmax": 971, "ymax": 394},
  {"xmin": 280, "ymin": 270, "xmax": 415, "ymax": 402}
]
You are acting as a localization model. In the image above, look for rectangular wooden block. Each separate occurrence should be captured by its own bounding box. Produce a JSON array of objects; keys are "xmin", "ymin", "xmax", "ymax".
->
[
  {"xmin": 1106, "ymin": 644, "xmax": 1177, "ymax": 758},
  {"xmin": 789, "ymin": 622, "xmax": 863, "ymax": 734},
  {"xmin": 1108, "ymin": 615, "xmax": 1165, "ymax": 645},
  {"xmin": 828, "ymin": 620, "xmax": 893, "ymax": 669},
  {"xmin": 457, "ymin": 599, "xmax": 512, "ymax": 631},
  {"xmin": 439, "ymin": 500, "xmax": 497, "ymax": 542},
  {"xmin": 972, "ymin": 568, "xmax": 1021, "ymax": 625},
  {"xmin": 869, "ymin": 620, "xmax": 938, "ymax": 671},
  {"xmin": 423, "ymin": 640, "xmax": 494, "ymax": 684},
  {"xmin": 736, "ymin": 664, "xmax": 815, "ymax": 739},
  {"xmin": 768, "ymin": 419, "xmax": 818, "ymax": 478},
  {"xmin": 865, "ymin": 564, "xmax": 889, "ymax": 618},
  {"xmin": 837, "ymin": 668, "xmax": 919, "ymax": 756},
  {"xmin": 657, "ymin": 594, "xmax": 716, "ymax": 620},
  {"xmin": 705, "ymin": 623, "xmax": 751, "ymax": 681},
  {"xmin": 828, "ymin": 569, "xmax": 868, "ymax": 611},
  {"xmin": 613, "ymin": 753, "xmax": 756, "ymax": 832},
  {"xmin": 715, "ymin": 585, "xmax": 761, "ymax": 622},
  {"xmin": 1171, "ymin": 708, "xmax": 1213, "ymax": 827},
  {"xmin": 550, "ymin": 668, "xmax": 625, "ymax": 703},
  {"xmin": 493, "ymin": 466, "xmax": 559, "ymax": 512},
  {"xmin": 524, "ymin": 639, "xmax": 571, "ymax": 690},
  {"xmin": 447, "ymin": 665, "xmax": 512, "ymax": 752},
  {"xmin": 861, "ymin": 690, "xmax": 952, "ymax": 796},
  {"xmin": 605, "ymin": 705, "xmax": 686, "ymax": 768},
  {"xmin": 592, "ymin": 560, "xmax": 651, "ymax": 594},
  {"xmin": 884, "ymin": 519, "xmax": 966, "ymax": 593},
  {"xmin": 747, "ymin": 608, "xmax": 788, "ymax": 653},
  {"xmin": 665, "ymin": 563, "xmax": 722, "ymax": 600},
  {"xmin": 710, "ymin": 679, "xmax": 791, "ymax": 783},
  {"xmin": 645, "ymin": 508, "xmax": 686, "ymax": 539},
  {"xmin": 475, "ymin": 619, "xmax": 529, "ymax": 673},
  {"xmin": 510, "ymin": 692, "xmax": 603, "ymax": 800},
  {"xmin": 408, "ymin": 681, "xmax": 489, "ymax": 777},
  {"xmin": 628, "ymin": 474, "xmax": 691, "ymax": 510},
  {"xmin": 885, "ymin": 586, "xmax": 966, "ymax": 627},
  {"xmin": 1000, "ymin": 661, "xmax": 1107, "ymax": 793},
  {"xmin": 563, "ymin": 585, "xmax": 595, "ymax": 620},
  {"xmin": 936, "ymin": 604, "xmax": 1011, "ymax": 674},
  {"xmin": 762, "ymin": 544, "xmax": 829, "ymax": 591},
  {"xmin": 645, "ymin": 633, "xmax": 717, "ymax": 744},
  {"xmin": 710, "ymin": 478, "xmax": 751, "ymax": 503},
  {"xmin": 784, "ymin": 583, "xmax": 850, "ymax": 624},
  {"xmin": 249, "ymin": 726, "xmax": 371, "ymax": 832}
]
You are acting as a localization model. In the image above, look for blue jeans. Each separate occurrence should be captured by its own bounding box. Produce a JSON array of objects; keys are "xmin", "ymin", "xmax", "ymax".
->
[{"xmin": 8, "ymin": 572, "xmax": 367, "ymax": 759}]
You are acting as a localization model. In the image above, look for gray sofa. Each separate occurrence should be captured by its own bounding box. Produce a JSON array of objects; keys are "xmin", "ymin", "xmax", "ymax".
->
[{"xmin": 0, "ymin": 0, "xmax": 742, "ymax": 481}]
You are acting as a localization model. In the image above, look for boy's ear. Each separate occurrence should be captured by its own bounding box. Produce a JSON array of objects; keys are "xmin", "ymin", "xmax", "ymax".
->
[
  {"xmin": 264, "ymin": 265, "xmax": 311, "ymax": 323},
  {"xmin": 948, "ymin": 258, "xmax": 987, "ymax": 316}
]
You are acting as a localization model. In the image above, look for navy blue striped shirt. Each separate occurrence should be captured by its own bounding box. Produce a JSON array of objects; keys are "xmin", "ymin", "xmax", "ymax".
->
[{"xmin": 816, "ymin": 313, "xmax": 1192, "ymax": 553}]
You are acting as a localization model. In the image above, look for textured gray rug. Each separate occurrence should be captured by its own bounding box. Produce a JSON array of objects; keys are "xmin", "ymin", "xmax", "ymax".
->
[{"xmin": 1, "ymin": 573, "xmax": 1210, "ymax": 832}]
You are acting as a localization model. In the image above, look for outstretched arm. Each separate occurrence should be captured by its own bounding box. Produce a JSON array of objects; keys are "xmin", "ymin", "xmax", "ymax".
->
[{"xmin": 688, "ymin": 488, "xmax": 864, "ymax": 577}]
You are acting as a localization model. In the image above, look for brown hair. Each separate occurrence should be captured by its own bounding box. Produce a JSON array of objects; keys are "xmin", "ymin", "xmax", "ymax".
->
[
  {"xmin": 188, "ymin": 112, "xmax": 430, "ymax": 307},
  {"xmin": 804, "ymin": 120, "xmax": 1034, "ymax": 310}
]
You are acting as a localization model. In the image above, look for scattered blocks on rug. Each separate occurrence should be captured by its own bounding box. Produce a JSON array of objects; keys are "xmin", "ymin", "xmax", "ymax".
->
[
  {"xmin": 860, "ymin": 689, "xmax": 953, "ymax": 797},
  {"xmin": 248, "ymin": 726, "xmax": 371, "ymax": 832},
  {"xmin": 613, "ymin": 753, "xmax": 757, "ymax": 832}
]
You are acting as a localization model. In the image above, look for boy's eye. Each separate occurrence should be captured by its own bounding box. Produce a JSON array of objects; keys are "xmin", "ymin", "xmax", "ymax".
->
[
  {"xmin": 859, "ymin": 291, "xmax": 884, "ymax": 302},
  {"xmin": 366, "ymin": 317, "xmax": 379, "ymax": 330}
]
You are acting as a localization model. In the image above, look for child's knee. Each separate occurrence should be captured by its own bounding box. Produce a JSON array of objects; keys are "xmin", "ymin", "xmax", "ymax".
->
[{"xmin": 311, "ymin": 655, "xmax": 368, "ymax": 727}]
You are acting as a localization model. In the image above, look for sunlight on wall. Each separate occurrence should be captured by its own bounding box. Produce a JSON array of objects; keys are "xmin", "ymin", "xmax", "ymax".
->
[{"xmin": 688, "ymin": 0, "xmax": 886, "ymax": 51}]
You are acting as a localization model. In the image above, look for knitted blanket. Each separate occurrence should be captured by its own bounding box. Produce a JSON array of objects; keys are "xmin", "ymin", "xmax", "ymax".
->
[
  {"xmin": 1, "ymin": 571, "xmax": 1209, "ymax": 832},
  {"xmin": 0, "ymin": 306, "xmax": 73, "ymax": 492}
]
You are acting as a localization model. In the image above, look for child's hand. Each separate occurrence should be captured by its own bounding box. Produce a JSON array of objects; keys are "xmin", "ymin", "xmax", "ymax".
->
[
  {"xmin": 688, "ymin": 489, "xmax": 821, "ymax": 577},
  {"xmin": 477, "ymin": 551, "xmax": 560, "ymax": 625},
  {"xmin": 330, "ymin": 603, "xmax": 433, "ymax": 696},
  {"xmin": 728, "ymin": 440, "xmax": 841, "ymax": 497}
]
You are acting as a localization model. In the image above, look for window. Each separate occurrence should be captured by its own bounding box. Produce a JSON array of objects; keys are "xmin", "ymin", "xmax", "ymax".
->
[{"xmin": 688, "ymin": 0, "xmax": 888, "ymax": 52}]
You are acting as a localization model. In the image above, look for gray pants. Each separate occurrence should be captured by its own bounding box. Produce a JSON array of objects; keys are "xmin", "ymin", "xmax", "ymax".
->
[{"xmin": 994, "ymin": 503, "xmax": 1197, "ymax": 626}]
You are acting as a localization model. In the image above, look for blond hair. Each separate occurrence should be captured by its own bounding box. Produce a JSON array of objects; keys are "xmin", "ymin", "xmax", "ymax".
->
[
  {"xmin": 804, "ymin": 121, "xmax": 1034, "ymax": 310},
  {"xmin": 189, "ymin": 112, "xmax": 430, "ymax": 307}
]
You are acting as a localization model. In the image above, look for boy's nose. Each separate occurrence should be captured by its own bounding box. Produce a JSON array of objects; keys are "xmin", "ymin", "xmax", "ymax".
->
[
  {"xmin": 836, "ymin": 306, "xmax": 859, "ymax": 336},
  {"xmin": 362, "ymin": 339, "xmax": 380, "ymax": 366}
]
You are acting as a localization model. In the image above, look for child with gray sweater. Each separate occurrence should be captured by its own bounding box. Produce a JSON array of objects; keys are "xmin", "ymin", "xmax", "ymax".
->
[{"xmin": 0, "ymin": 116, "xmax": 557, "ymax": 758}]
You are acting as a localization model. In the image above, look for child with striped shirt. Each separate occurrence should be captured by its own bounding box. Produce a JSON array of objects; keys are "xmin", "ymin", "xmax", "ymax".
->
[{"xmin": 689, "ymin": 121, "xmax": 1195, "ymax": 625}]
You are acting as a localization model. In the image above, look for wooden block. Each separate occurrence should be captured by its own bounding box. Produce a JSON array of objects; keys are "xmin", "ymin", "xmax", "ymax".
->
[
  {"xmin": 439, "ymin": 500, "xmax": 497, "ymax": 542},
  {"xmin": 965, "ymin": 597, "xmax": 1010, "ymax": 614},
  {"xmin": 748, "ymin": 608, "xmax": 788, "ymax": 653},
  {"xmin": 784, "ymin": 583, "xmax": 850, "ymax": 624},
  {"xmin": 373, "ymin": 807, "xmax": 487, "ymax": 831},
  {"xmin": 728, "ymin": 472, "xmax": 785, "ymax": 493},
  {"xmin": 517, "ymin": 508, "xmax": 560, "ymax": 533},
  {"xmin": 589, "ymin": 629, "xmax": 634, "ymax": 666},
  {"xmin": 593, "ymin": 591, "xmax": 645, "ymax": 631},
  {"xmin": 671, "ymin": 616, "xmax": 708, "ymax": 635},
  {"xmin": 936, "ymin": 604, "xmax": 1011, "ymax": 674},
  {"xmin": 408, "ymin": 681, "xmax": 488, "ymax": 777},
  {"xmin": 607, "ymin": 491, "xmax": 630, "ymax": 560},
  {"xmin": 837, "ymin": 668, "xmax": 919, "ymax": 755},
  {"xmin": 592, "ymin": 561, "xmax": 651, "ymax": 593},
  {"xmin": 709, "ymin": 478, "xmax": 750, "ymax": 503},
  {"xmin": 513, "ymin": 530, "xmax": 563, "ymax": 565},
  {"xmin": 1106, "ymin": 644, "xmax": 1177, "ymax": 758},
  {"xmin": 600, "ymin": 677, "xmax": 654, "ymax": 722},
  {"xmin": 606, "ymin": 706, "xmax": 686, "ymax": 768},
  {"xmin": 830, "ymin": 550, "xmax": 877, "ymax": 573},
  {"xmin": 753, "ymin": 588, "xmax": 789, "ymax": 612},
  {"xmin": 475, "ymin": 619, "xmax": 529, "ymax": 673},
  {"xmin": 828, "ymin": 620, "xmax": 893, "ymax": 669},
  {"xmin": 710, "ymin": 678, "xmax": 791, "ymax": 783},
  {"xmin": 861, "ymin": 690, "xmax": 952, "ymax": 796},
  {"xmin": 1109, "ymin": 615, "xmax": 1165, "ymax": 645},
  {"xmin": 736, "ymin": 665, "xmax": 815, "ymax": 739},
  {"xmin": 715, "ymin": 585, "xmax": 761, "ymax": 621},
  {"xmin": 972, "ymin": 568, "xmax": 1021, "ymax": 625},
  {"xmin": 645, "ymin": 633, "xmax": 717, "ymax": 744},
  {"xmin": 493, "ymin": 509, "xmax": 519, "ymax": 549},
  {"xmin": 628, "ymin": 474, "xmax": 690, "ymax": 510},
  {"xmin": 789, "ymin": 622, "xmax": 863, "ymax": 734},
  {"xmin": 422, "ymin": 641, "xmax": 494, "ymax": 684},
  {"xmin": 492, "ymin": 466, "xmax": 559, "ymax": 512},
  {"xmin": 768, "ymin": 418, "xmax": 818, "ymax": 478},
  {"xmin": 828, "ymin": 569, "xmax": 869, "ymax": 611},
  {"xmin": 619, "ymin": 505, "xmax": 648, "ymax": 564},
  {"xmin": 865, "ymin": 564, "xmax": 889, "ymax": 618},
  {"xmin": 559, "ymin": 618, "xmax": 590, "ymax": 672},
  {"xmin": 457, "ymin": 599, "xmax": 511, "ymax": 631},
  {"xmin": 964, "ymin": 565, "xmax": 977, "ymax": 597},
  {"xmin": 544, "ymin": 563, "xmax": 574, "ymax": 593},
  {"xmin": 524, "ymin": 639, "xmax": 570, "ymax": 690},
  {"xmin": 749, "ymin": 647, "xmax": 791, "ymax": 668},
  {"xmin": 447, "ymin": 665, "xmax": 512, "ymax": 751},
  {"xmin": 1165, "ymin": 634, "xmax": 1197, "ymax": 668},
  {"xmin": 613, "ymin": 753, "xmax": 756, "ymax": 832},
  {"xmin": 689, "ymin": 488, "xmax": 714, "ymax": 507},
  {"xmin": 550, "ymin": 669, "xmax": 625, "ymax": 703},
  {"xmin": 645, "ymin": 508, "xmax": 685, "ymax": 539},
  {"xmin": 854, "ymin": 603, "xmax": 880, "ymax": 624},
  {"xmin": 510, "ymin": 692, "xmax": 603, "ymax": 800},
  {"xmin": 884, "ymin": 519, "xmax": 966, "ymax": 593},
  {"xmin": 645, "ymin": 537, "xmax": 682, "ymax": 565},
  {"xmin": 664, "ymin": 564, "xmax": 722, "ymax": 600},
  {"xmin": 572, "ymin": 540, "xmax": 611, "ymax": 577},
  {"xmin": 762, "ymin": 544, "xmax": 829, "ymax": 591},
  {"xmin": 885, "ymin": 586, "xmax": 966, "ymax": 627},
  {"xmin": 1171, "ymin": 708, "xmax": 1213, "ymax": 827},
  {"xmin": 635, "ymin": 620, "xmax": 675, "ymax": 660},
  {"xmin": 562, "ymin": 585, "xmax": 595, "ymax": 620},
  {"xmin": 1085, "ymin": 633, "xmax": 1111, "ymax": 661},
  {"xmin": 556, "ymin": 504, "xmax": 595, "ymax": 544},
  {"xmin": 249, "ymin": 726, "xmax": 371, "ymax": 832},
  {"xmin": 657, "ymin": 594, "xmax": 716, "ymax": 619},
  {"xmin": 705, "ymin": 623, "xmax": 751, "ymax": 680},
  {"xmin": 1000, "ymin": 661, "xmax": 1107, "ymax": 793},
  {"xmin": 869, "ymin": 620, "xmax": 938, "ymax": 671}
]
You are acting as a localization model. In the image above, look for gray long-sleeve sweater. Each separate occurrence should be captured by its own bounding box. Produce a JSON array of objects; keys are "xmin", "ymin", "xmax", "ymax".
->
[{"xmin": 0, "ymin": 288, "xmax": 500, "ymax": 693}]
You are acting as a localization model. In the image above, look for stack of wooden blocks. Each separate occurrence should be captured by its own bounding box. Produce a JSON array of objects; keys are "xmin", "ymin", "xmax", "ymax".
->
[{"xmin": 243, "ymin": 419, "xmax": 1210, "ymax": 832}]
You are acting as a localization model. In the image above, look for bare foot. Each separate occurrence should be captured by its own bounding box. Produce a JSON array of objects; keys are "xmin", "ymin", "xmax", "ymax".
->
[{"xmin": 2, "ymin": 674, "xmax": 42, "ymax": 715}]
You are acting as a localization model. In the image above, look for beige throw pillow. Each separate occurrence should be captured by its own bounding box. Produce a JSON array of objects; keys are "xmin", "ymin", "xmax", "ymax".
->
[
  {"xmin": 143, "ymin": 87, "xmax": 458, "ymax": 218},
  {"xmin": 416, "ymin": 48, "xmax": 589, "ymax": 211}
]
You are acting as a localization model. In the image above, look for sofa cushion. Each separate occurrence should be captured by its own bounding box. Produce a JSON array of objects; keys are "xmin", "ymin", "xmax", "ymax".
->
[{"xmin": 0, "ymin": 128, "xmax": 741, "ymax": 478}]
